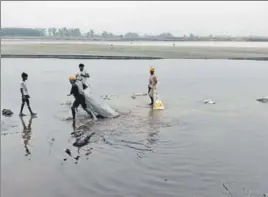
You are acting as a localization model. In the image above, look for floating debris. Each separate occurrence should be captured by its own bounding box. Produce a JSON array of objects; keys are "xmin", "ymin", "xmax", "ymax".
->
[
  {"xmin": 204, "ymin": 99, "xmax": 216, "ymax": 104},
  {"xmin": 85, "ymin": 150, "xmax": 92, "ymax": 156},
  {"xmin": 256, "ymin": 97, "xmax": 268, "ymax": 103},
  {"xmin": 101, "ymin": 94, "xmax": 118, "ymax": 100},
  {"xmin": 74, "ymin": 156, "xmax": 80, "ymax": 161},
  {"xmin": 131, "ymin": 92, "xmax": 147, "ymax": 99}
]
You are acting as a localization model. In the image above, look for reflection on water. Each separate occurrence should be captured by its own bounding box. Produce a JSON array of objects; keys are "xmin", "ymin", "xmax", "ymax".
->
[
  {"xmin": 20, "ymin": 116, "xmax": 34, "ymax": 158},
  {"xmin": 62, "ymin": 120, "xmax": 95, "ymax": 164},
  {"xmin": 146, "ymin": 110, "xmax": 161, "ymax": 145}
]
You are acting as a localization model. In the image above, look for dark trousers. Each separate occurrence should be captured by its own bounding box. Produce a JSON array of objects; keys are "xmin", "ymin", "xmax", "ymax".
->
[
  {"xmin": 148, "ymin": 86, "xmax": 154, "ymax": 105},
  {"xmin": 71, "ymin": 96, "xmax": 94, "ymax": 120},
  {"xmin": 20, "ymin": 95, "xmax": 34, "ymax": 114}
]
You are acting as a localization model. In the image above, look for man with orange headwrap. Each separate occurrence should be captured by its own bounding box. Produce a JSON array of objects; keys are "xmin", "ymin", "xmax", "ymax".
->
[
  {"xmin": 67, "ymin": 75, "xmax": 96, "ymax": 121},
  {"xmin": 148, "ymin": 66, "xmax": 158, "ymax": 106}
]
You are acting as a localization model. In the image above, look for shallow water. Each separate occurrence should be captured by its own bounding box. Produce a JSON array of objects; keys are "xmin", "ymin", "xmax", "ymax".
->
[{"xmin": 1, "ymin": 58, "xmax": 268, "ymax": 197}]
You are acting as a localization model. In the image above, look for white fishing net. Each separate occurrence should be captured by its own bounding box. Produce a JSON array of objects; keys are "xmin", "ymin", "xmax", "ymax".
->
[{"xmin": 76, "ymin": 81, "xmax": 119, "ymax": 118}]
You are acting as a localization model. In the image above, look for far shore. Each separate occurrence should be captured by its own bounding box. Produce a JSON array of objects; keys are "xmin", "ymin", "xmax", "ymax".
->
[{"xmin": 1, "ymin": 41, "xmax": 268, "ymax": 61}]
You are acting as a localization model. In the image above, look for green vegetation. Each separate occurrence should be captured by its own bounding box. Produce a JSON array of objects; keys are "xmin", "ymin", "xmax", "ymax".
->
[{"xmin": 1, "ymin": 27, "xmax": 268, "ymax": 42}]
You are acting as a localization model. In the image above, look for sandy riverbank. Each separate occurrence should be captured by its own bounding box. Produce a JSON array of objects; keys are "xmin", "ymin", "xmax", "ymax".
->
[{"xmin": 1, "ymin": 42, "xmax": 268, "ymax": 60}]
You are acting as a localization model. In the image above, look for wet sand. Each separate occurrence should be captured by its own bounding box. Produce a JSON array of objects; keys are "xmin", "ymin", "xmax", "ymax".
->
[
  {"xmin": 1, "ymin": 58, "xmax": 268, "ymax": 197},
  {"xmin": 1, "ymin": 42, "xmax": 268, "ymax": 60}
]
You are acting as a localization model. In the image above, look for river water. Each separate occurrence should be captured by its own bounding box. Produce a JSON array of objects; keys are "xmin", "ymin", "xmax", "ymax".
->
[{"xmin": 1, "ymin": 58, "xmax": 268, "ymax": 197}]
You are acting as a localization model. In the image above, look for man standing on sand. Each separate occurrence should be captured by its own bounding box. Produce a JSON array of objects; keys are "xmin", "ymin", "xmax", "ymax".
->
[
  {"xmin": 76, "ymin": 63, "xmax": 91, "ymax": 92},
  {"xmin": 148, "ymin": 66, "xmax": 158, "ymax": 106},
  {"xmin": 19, "ymin": 72, "xmax": 37, "ymax": 117}
]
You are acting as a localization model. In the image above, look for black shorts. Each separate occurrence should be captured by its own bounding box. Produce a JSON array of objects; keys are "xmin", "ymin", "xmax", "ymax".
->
[
  {"xmin": 72, "ymin": 97, "xmax": 87, "ymax": 109},
  {"xmin": 22, "ymin": 95, "xmax": 30, "ymax": 105}
]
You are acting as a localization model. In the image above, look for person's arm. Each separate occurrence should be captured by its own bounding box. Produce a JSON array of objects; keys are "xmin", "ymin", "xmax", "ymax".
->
[
  {"xmin": 67, "ymin": 86, "xmax": 74, "ymax": 96},
  {"xmin": 81, "ymin": 71, "xmax": 90, "ymax": 78},
  {"xmin": 153, "ymin": 76, "xmax": 158, "ymax": 86},
  {"xmin": 20, "ymin": 82, "xmax": 25, "ymax": 98}
]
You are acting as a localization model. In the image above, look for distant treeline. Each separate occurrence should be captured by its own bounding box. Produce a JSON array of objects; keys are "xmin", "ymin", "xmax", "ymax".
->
[{"xmin": 1, "ymin": 27, "xmax": 268, "ymax": 42}]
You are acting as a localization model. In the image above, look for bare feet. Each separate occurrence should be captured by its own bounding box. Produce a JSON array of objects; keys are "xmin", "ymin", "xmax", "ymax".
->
[{"xmin": 31, "ymin": 113, "xmax": 37, "ymax": 117}]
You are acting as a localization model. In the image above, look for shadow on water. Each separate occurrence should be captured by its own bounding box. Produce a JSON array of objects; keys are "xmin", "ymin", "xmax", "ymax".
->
[{"xmin": 61, "ymin": 119, "xmax": 96, "ymax": 165}]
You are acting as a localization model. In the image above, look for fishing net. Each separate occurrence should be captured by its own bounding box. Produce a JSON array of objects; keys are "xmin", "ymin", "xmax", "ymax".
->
[{"xmin": 76, "ymin": 81, "xmax": 119, "ymax": 118}]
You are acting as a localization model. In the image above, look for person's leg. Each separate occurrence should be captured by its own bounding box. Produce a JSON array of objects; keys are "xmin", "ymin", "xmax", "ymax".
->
[
  {"xmin": 71, "ymin": 100, "xmax": 79, "ymax": 120},
  {"xmin": 25, "ymin": 97, "xmax": 36, "ymax": 116},
  {"xmin": 148, "ymin": 87, "xmax": 154, "ymax": 105},
  {"xmin": 150, "ymin": 96, "xmax": 154, "ymax": 105},
  {"xmin": 81, "ymin": 100, "xmax": 97, "ymax": 121},
  {"xmin": 19, "ymin": 98, "xmax": 26, "ymax": 116}
]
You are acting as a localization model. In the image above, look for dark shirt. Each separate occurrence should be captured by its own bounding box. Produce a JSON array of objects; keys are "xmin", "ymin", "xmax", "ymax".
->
[{"xmin": 70, "ymin": 83, "xmax": 82, "ymax": 99}]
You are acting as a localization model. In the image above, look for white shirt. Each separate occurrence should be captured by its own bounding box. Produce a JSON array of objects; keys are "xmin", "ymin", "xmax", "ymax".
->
[
  {"xmin": 76, "ymin": 69, "xmax": 90, "ymax": 87},
  {"xmin": 20, "ymin": 81, "xmax": 29, "ymax": 95}
]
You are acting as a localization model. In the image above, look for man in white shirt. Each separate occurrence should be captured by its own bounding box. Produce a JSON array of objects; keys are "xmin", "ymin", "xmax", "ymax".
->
[
  {"xmin": 19, "ymin": 72, "xmax": 37, "ymax": 117},
  {"xmin": 76, "ymin": 63, "xmax": 90, "ymax": 93}
]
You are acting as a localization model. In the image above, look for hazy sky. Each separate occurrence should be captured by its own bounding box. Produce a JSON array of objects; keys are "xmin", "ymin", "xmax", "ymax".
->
[{"xmin": 1, "ymin": 1, "xmax": 268, "ymax": 36}]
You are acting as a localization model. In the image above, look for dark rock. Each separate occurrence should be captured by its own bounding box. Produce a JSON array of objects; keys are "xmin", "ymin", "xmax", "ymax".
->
[
  {"xmin": 257, "ymin": 97, "xmax": 268, "ymax": 103},
  {"xmin": 2, "ymin": 109, "xmax": 14, "ymax": 117}
]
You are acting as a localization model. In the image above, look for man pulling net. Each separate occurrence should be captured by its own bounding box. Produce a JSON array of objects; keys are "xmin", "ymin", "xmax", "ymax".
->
[{"xmin": 67, "ymin": 76, "xmax": 97, "ymax": 121}]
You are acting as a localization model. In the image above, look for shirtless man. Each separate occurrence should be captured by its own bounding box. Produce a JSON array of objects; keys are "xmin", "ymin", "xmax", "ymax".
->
[{"xmin": 148, "ymin": 66, "xmax": 158, "ymax": 106}]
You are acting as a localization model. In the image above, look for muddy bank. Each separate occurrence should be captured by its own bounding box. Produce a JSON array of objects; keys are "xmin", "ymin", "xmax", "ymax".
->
[
  {"xmin": 1, "ymin": 42, "xmax": 268, "ymax": 60},
  {"xmin": 1, "ymin": 54, "xmax": 162, "ymax": 60},
  {"xmin": 2, "ymin": 54, "xmax": 268, "ymax": 61}
]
